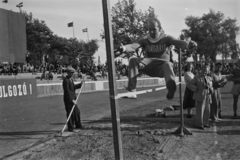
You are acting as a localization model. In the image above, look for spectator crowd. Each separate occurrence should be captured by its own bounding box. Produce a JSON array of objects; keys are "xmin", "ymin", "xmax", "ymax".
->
[
  {"xmin": 0, "ymin": 60, "xmax": 237, "ymax": 81},
  {"xmin": 0, "ymin": 59, "xmax": 130, "ymax": 81},
  {"xmin": 172, "ymin": 61, "xmax": 236, "ymax": 77}
]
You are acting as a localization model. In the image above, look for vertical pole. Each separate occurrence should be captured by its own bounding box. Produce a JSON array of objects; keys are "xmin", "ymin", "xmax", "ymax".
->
[
  {"xmin": 72, "ymin": 22, "xmax": 75, "ymax": 65},
  {"xmin": 174, "ymin": 49, "xmax": 192, "ymax": 136},
  {"xmin": 81, "ymin": 40, "xmax": 84, "ymax": 51},
  {"xmin": 87, "ymin": 28, "xmax": 90, "ymax": 42},
  {"xmin": 222, "ymin": 36, "xmax": 224, "ymax": 65},
  {"xmin": 102, "ymin": 0, "xmax": 123, "ymax": 160},
  {"xmin": 72, "ymin": 21, "xmax": 75, "ymax": 38},
  {"xmin": 178, "ymin": 49, "xmax": 184, "ymax": 135}
]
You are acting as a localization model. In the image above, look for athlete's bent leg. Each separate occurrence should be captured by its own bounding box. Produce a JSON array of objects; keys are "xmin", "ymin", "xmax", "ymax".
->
[
  {"xmin": 125, "ymin": 57, "xmax": 145, "ymax": 99},
  {"xmin": 127, "ymin": 57, "xmax": 144, "ymax": 92},
  {"xmin": 161, "ymin": 62, "xmax": 176, "ymax": 100},
  {"xmin": 143, "ymin": 60, "xmax": 176, "ymax": 100}
]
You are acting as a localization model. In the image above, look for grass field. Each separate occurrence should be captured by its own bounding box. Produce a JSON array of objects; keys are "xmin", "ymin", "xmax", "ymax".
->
[
  {"xmin": 111, "ymin": 82, "xmax": 235, "ymax": 121},
  {"xmin": 8, "ymin": 82, "xmax": 240, "ymax": 160}
]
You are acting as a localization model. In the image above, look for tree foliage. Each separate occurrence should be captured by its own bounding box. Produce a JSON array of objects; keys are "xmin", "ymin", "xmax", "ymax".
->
[
  {"xmin": 101, "ymin": 0, "xmax": 157, "ymax": 58},
  {"xmin": 182, "ymin": 9, "xmax": 240, "ymax": 62},
  {"xmin": 23, "ymin": 11, "xmax": 53, "ymax": 66},
  {"xmin": 22, "ymin": 11, "xmax": 99, "ymax": 69}
]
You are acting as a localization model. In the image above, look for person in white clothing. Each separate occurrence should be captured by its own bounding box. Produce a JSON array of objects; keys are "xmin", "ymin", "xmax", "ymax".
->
[{"xmin": 183, "ymin": 63, "xmax": 195, "ymax": 118}]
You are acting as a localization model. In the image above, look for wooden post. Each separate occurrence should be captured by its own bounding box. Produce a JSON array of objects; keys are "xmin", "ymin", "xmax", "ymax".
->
[{"xmin": 102, "ymin": 0, "xmax": 123, "ymax": 160}]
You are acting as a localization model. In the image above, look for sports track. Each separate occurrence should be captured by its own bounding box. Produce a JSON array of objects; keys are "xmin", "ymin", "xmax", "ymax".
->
[{"xmin": 0, "ymin": 83, "xmax": 183, "ymax": 158}]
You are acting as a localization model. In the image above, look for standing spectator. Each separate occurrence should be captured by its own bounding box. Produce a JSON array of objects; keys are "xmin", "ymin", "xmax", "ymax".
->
[
  {"xmin": 62, "ymin": 67, "xmax": 84, "ymax": 132},
  {"xmin": 210, "ymin": 62, "xmax": 227, "ymax": 122},
  {"xmin": 228, "ymin": 60, "xmax": 240, "ymax": 119},
  {"xmin": 183, "ymin": 63, "xmax": 195, "ymax": 118},
  {"xmin": 26, "ymin": 54, "xmax": 30, "ymax": 64},
  {"xmin": 187, "ymin": 63, "xmax": 213, "ymax": 130}
]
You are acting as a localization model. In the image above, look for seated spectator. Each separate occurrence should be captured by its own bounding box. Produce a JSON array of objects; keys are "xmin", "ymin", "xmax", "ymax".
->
[
  {"xmin": 25, "ymin": 63, "xmax": 31, "ymax": 73},
  {"xmin": 0, "ymin": 63, "xmax": 4, "ymax": 75},
  {"xmin": 47, "ymin": 71, "xmax": 53, "ymax": 80},
  {"xmin": 22, "ymin": 63, "xmax": 27, "ymax": 73},
  {"xmin": 11, "ymin": 63, "xmax": 18, "ymax": 75},
  {"xmin": 29, "ymin": 64, "xmax": 34, "ymax": 73},
  {"xmin": 41, "ymin": 69, "xmax": 47, "ymax": 80},
  {"xmin": 17, "ymin": 64, "xmax": 22, "ymax": 73},
  {"xmin": 116, "ymin": 69, "xmax": 121, "ymax": 80},
  {"xmin": 61, "ymin": 71, "xmax": 67, "ymax": 80},
  {"xmin": 89, "ymin": 70, "xmax": 97, "ymax": 81},
  {"xmin": 6, "ymin": 64, "xmax": 11, "ymax": 75},
  {"xmin": 35, "ymin": 64, "xmax": 39, "ymax": 73},
  {"xmin": 77, "ymin": 69, "xmax": 84, "ymax": 79},
  {"xmin": 32, "ymin": 65, "xmax": 37, "ymax": 75},
  {"xmin": 101, "ymin": 69, "xmax": 108, "ymax": 79},
  {"xmin": 56, "ymin": 64, "xmax": 61, "ymax": 74},
  {"xmin": 49, "ymin": 63, "xmax": 54, "ymax": 72},
  {"xmin": 3, "ymin": 65, "xmax": 8, "ymax": 75},
  {"xmin": 61, "ymin": 65, "xmax": 67, "ymax": 74}
]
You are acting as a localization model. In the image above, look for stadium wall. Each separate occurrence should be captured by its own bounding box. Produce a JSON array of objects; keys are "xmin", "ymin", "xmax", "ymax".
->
[{"xmin": 37, "ymin": 77, "xmax": 184, "ymax": 97}]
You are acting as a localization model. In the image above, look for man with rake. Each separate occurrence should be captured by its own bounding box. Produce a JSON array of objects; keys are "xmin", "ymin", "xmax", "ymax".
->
[{"xmin": 63, "ymin": 67, "xmax": 85, "ymax": 132}]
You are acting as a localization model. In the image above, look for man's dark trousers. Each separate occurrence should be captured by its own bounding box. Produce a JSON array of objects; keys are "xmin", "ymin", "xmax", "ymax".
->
[{"xmin": 64, "ymin": 102, "xmax": 82, "ymax": 131}]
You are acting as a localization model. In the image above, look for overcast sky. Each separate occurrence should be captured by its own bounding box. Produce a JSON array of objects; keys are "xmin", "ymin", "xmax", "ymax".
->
[{"xmin": 1, "ymin": 0, "xmax": 240, "ymax": 63}]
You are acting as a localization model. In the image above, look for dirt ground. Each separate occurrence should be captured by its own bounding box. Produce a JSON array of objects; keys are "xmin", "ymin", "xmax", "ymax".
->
[
  {"xmin": 19, "ymin": 121, "xmax": 181, "ymax": 160},
  {"xmin": 9, "ymin": 99, "xmax": 184, "ymax": 160},
  {"xmin": 16, "ymin": 116, "xmax": 240, "ymax": 160},
  {"xmin": 5, "ymin": 83, "xmax": 240, "ymax": 160}
]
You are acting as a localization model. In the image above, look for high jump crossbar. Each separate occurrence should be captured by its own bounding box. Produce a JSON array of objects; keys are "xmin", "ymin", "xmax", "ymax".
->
[{"xmin": 113, "ymin": 82, "xmax": 182, "ymax": 99}]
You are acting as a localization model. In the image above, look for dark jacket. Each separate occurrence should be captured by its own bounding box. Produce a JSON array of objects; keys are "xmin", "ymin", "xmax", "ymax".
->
[{"xmin": 62, "ymin": 76, "xmax": 83, "ymax": 105}]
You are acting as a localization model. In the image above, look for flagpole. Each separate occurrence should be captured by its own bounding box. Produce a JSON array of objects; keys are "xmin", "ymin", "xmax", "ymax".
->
[
  {"xmin": 73, "ymin": 21, "xmax": 75, "ymax": 38},
  {"xmin": 87, "ymin": 27, "xmax": 89, "ymax": 42},
  {"xmin": 71, "ymin": 21, "xmax": 75, "ymax": 66}
]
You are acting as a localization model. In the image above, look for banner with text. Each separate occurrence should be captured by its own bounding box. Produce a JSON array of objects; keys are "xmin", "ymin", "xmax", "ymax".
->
[{"xmin": 0, "ymin": 79, "xmax": 37, "ymax": 102}]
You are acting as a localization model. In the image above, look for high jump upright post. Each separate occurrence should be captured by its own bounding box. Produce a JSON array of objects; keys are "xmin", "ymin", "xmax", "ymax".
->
[
  {"xmin": 174, "ymin": 49, "xmax": 192, "ymax": 136},
  {"xmin": 102, "ymin": 0, "xmax": 123, "ymax": 160}
]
